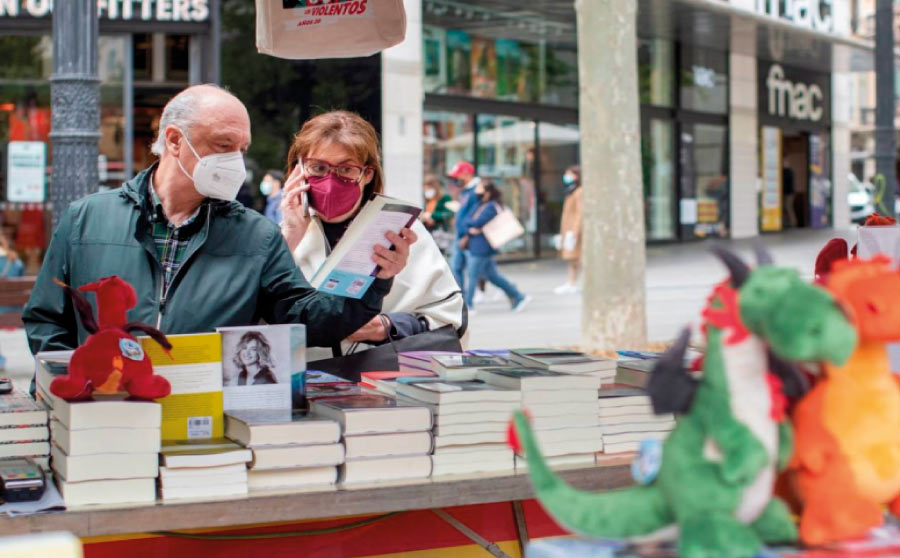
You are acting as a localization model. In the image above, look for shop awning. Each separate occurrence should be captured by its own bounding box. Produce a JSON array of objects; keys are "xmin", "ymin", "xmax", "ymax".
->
[{"xmin": 637, "ymin": 0, "xmax": 877, "ymax": 73}]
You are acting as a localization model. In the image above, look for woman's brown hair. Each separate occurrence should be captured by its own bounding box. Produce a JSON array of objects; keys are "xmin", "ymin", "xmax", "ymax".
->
[{"xmin": 287, "ymin": 110, "xmax": 384, "ymax": 196}]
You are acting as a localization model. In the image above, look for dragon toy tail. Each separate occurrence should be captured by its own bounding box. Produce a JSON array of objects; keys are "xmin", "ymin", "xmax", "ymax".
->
[
  {"xmin": 123, "ymin": 322, "xmax": 174, "ymax": 356},
  {"xmin": 53, "ymin": 278, "xmax": 99, "ymax": 334},
  {"xmin": 510, "ymin": 411, "xmax": 673, "ymax": 539}
]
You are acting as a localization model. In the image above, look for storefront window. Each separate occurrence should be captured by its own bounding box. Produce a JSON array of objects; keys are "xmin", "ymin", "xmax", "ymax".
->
[
  {"xmin": 638, "ymin": 38, "xmax": 674, "ymax": 107},
  {"xmin": 0, "ymin": 36, "xmax": 52, "ymax": 272},
  {"xmin": 99, "ymin": 37, "xmax": 126, "ymax": 189},
  {"xmin": 680, "ymin": 123, "xmax": 729, "ymax": 239},
  {"xmin": 476, "ymin": 114, "xmax": 536, "ymax": 257},
  {"xmin": 166, "ymin": 34, "xmax": 190, "ymax": 83},
  {"xmin": 422, "ymin": 19, "xmax": 576, "ymax": 108},
  {"xmin": 642, "ymin": 118, "xmax": 676, "ymax": 240},
  {"xmin": 680, "ymin": 47, "xmax": 728, "ymax": 115},
  {"xmin": 423, "ymin": 111, "xmax": 474, "ymax": 197},
  {"xmin": 132, "ymin": 33, "xmax": 153, "ymax": 82}
]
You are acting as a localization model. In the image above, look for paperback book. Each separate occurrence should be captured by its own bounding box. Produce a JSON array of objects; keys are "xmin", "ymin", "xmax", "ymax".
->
[
  {"xmin": 217, "ymin": 325, "xmax": 302, "ymax": 412},
  {"xmin": 431, "ymin": 354, "xmax": 512, "ymax": 381},
  {"xmin": 310, "ymin": 195, "xmax": 421, "ymax": 299},
  {"xmin": 141, "ymin": 333, "xmax": 224, "ymax": 440}
]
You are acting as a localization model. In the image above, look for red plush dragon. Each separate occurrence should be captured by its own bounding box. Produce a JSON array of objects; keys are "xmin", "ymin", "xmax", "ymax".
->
[{"xmin": 50, "ymin": 276, "xmax": 173, "ymax": 401}]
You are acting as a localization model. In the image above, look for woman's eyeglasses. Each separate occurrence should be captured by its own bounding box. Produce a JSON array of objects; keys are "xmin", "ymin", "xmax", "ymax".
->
[{"xmin": 303, "ymin": 159, "xmax": 369, "ymax": 182}]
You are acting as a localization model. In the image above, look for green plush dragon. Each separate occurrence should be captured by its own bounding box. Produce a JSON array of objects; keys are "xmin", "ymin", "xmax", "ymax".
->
[{"xmin": 510, "ymin": 247, "xmax": 857, "ymax": 558}]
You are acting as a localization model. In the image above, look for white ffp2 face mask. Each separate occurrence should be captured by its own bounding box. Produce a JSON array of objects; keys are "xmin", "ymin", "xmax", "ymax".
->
[{"xmin": 174, "ymin": 129, "xmax": 247, "ymax": 201}]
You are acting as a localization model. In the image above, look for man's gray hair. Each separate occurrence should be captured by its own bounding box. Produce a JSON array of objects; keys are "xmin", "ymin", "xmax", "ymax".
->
[{"xmin": 150, "ymin": 83, "xmax": 227, "ymax": 157}]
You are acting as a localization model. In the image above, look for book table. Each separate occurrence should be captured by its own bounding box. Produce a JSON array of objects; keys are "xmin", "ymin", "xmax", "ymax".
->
[{"xmin": 0, "ymin": 458, "xmax": 632, "ymax": 557}]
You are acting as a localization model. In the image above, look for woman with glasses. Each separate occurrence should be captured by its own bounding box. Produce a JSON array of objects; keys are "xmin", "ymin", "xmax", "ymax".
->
[{"xmin": 280, "ymin": 111, "xmax": 465, "ymax": 361}]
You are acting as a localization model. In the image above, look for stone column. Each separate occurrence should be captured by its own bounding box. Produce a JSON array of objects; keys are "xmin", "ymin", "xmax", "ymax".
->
[
  {"xmin": 49, "ymin": 0, "xmax": 100, "ymax": 226},
  {"xmin": 381, "ymin": 0, "xmax": 424, "ymax": 205},
  {"xmin": 729, "ymin": 22, "xmax": 760, "ymax": 239},
  {"xmin": 577, "ymin": 0, "xmax": 647, "ymax": 351}
]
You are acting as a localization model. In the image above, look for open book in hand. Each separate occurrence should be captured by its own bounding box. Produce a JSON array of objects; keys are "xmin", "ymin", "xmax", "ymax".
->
[{"xmin": 310, "ymin": 194, "xmax": 421, "ymax": 299}]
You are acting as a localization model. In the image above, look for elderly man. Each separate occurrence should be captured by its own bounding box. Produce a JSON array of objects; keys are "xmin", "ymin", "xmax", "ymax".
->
[{"xmin": 24, "ymin": 84, "xmax": 415, "ymax": 355}]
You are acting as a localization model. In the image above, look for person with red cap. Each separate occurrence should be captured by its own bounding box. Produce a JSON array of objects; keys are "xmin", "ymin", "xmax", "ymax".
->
[{"xmin": 447, "ymin": 160, "xmax": 479, "ymax": 291}]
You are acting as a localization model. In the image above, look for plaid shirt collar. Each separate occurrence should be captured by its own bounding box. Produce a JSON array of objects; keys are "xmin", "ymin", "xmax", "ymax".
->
[{"xmin": 148, "ymin": 173, "xmax": 205, "ymax": 230}]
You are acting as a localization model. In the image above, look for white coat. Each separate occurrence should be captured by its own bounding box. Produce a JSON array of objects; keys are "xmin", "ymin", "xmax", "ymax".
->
[{"xmin": 293, "ymin": 218, "xmax": 467, "ymax": 362}]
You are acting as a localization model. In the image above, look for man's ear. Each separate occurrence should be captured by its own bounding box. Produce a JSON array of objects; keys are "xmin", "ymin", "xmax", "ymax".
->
[{"xmin": 163, "ymin": 125, "xmax": 182, "ymax": 157}]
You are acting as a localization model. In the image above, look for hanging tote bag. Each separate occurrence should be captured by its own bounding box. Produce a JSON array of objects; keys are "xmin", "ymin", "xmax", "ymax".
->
[
  {"xmin": 256, "ymin": 0, "xmax": 407, "ymax": 60},
  {"xmin": 482, "ymin": 205, "xmax": 525, "ymax": 250}
]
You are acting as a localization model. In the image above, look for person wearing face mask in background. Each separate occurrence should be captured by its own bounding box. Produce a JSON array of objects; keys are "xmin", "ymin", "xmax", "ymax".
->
[
  {"xmin": 446, "ymin": 161, "xmax": 479, "ymax": 291},
  {"xmin": 420, "ymin": 174, "xmax": 454, "ymax": 255},
  {"xmin": 260, "ymin": 169, "xmax": 285, "ymax": 224},
  {"xmin": 554, "ymin": 165, "xmax": 583, "ymax": 295},
  {"xmin": 420, "ymin": 174, "xmax": 452, "ymax": 233},
  {"xmin": 280, "ymin": 111, "xmax": 465, "ymax": 360},
  {"xmin": 460, "ymin": 179, "xmax": 531, "ymax": 313},
  {"xmin": 23, "ymin": 86, "xmax": 416, "ymax": 373}
]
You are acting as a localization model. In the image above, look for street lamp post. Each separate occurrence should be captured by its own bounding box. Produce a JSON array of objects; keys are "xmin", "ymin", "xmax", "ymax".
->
[
  {"xmin": 875, "ymin": 0, "xmax": 896, "ymax": 218},
  {"xmin": 49, "ymin": 0, "xmax": 100, "ymax": 227}
]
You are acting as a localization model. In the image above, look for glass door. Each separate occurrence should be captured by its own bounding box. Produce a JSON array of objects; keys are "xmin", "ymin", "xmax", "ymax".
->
[
  {"xmin": 679, "ymin": 121, "xmax": 729, "ymax": 239},
  {"xmin": 535, "ymin": 122, "xmax": 579, "ymax": 252},
  {"xmin": 641, "ymin": 117, "xmax": 676, "ymax": 240}
]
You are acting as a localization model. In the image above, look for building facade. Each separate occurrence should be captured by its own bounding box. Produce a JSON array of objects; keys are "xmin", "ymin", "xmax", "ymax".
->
[
  {"xmin": 0, "ymin": 0, "xmax": 220, "ymax": 270},
  {"xmin": 0, "ymin": 0, "xmax": 876, "ymax": 270},
  {"xmin": 382, "ymin": 0, "xmax": 872, "ymax": 258}
]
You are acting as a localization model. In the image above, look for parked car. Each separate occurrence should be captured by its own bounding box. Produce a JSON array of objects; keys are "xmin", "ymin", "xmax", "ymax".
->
[{"xmin": 848, "ymin": 174, "xmax": 874, "ymax": 224}]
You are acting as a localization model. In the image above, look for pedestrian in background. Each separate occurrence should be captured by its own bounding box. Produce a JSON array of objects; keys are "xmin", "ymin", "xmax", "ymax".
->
[
  {"xmin": 555, "ymin": 165, "xmax": 583, "ymax": 295},
  {"xmin": 447, "ymin": 161, "xmax": 480, "ymax": 291},
  {"xmin": 260, "ymin": 169, "xmax": 285, "ymax": 224},
  {"xmin": 460, "ymin": 179, "xmax": 531, "ymax": 313},
  {"xmin": 421, "ymin": 174, "xmax": 454, "ymax": 254}
]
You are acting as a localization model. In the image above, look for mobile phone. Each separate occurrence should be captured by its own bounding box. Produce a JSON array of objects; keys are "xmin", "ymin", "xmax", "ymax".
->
[
  {"xmin": 0, "ymin": 378, "xmax": 11, "ymax": 395},
  {"xmin": 301, "ymin": 189, "xmax": 310, "ymax": 218}
]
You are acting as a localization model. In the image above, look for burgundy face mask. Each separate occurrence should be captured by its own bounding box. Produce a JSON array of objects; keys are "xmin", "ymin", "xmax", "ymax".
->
[{"xmin": 307, "ymin": 174, "xmax": 363, "ymax": 220}]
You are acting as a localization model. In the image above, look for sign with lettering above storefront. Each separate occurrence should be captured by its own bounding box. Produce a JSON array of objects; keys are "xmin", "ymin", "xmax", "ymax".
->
[
  {"xmin": 759, "ymin": 63, "xmax": 831, "ymax": 125},
  {"xmin": 754, "ymin": 0, "xmax": 834, "ymax": 33},
  {"xmin": 0, "ymin": 0, "xmax": 210, "ymax": 22}
]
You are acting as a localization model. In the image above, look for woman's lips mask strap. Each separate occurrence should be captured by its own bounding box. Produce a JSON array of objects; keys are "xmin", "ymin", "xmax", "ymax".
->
[{"xmin": 307, "ymin": 174, "xmax": 362, "ymax": 220}]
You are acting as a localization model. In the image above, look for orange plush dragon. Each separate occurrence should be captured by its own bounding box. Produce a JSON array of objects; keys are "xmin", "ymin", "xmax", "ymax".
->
[{"xmin": 788, "ymin": 255, "xmax": 900, "ymax": 545}]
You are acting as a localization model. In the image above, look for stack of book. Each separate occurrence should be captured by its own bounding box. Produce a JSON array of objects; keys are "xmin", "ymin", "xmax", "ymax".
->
[
  {"xmin": 510, "ymin": 349, "xmax": 617, "ymax": 386},
  {"xmin": 0, "ymin": 391, "xmax": 50, "ymax": 470},
  {"xmin": 398, "ymin": 351, "xmax": 460, "ymax": 374},
  {"xmin": 615, "ymin": 348, "xmax": 702, "ymax": 389},
  {"xmin": 597, "ymin": 385, "xmax": 675, "ymax": 454},
  {"xmin": 310, "ymin": 393, "xmax": 433, "ymax": 484},
  {"xmin": 226, "ymin": 409, "xmax": 344, "ymax": 492},
  {"xmin": 477, "ymin": 368, "xmax": 604, "ymax": 471},
  {"xmin": 50, "ymin": 399, "xmax": 161, "ymax": 506},
  {"xmin": 394, "ymin": 378, "xmax": 518, "ymax": 477},
  {"xmin": 431, "ymin": 354, "xmax": 513, "ymax": 381},
  {"xmin": 158, "ymin": 439, "xmax": 252, "ymax": 501},
  {"xmin": 359, "ymin": 370, "xmax": 435, "ymax": 396}
]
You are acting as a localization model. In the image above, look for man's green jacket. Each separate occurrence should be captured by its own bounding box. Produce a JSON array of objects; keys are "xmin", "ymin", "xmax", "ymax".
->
[{"xmin": 23, "ymin": 166, "xmax": 391, "ymax": 354}]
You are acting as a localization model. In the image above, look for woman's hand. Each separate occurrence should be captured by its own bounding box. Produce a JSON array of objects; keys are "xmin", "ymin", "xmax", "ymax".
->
[
  {"xmin": 281, "ymin": 164, "xmax": 312, "ymax": 251},
  {"xmin": 346, "ymin": 315, "xmax": 390, "ymax": 343},
  {"xmin": 373, "ymin": 228, "xmax": 417, "ymax": 280},
  {"xmin": 468, "ymin": 227, "xmax": 481, "ymax": 235}
]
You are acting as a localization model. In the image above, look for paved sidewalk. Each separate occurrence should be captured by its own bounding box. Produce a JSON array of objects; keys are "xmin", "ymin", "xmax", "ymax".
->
[
  {"xmin": 464, "ymin": 228, "xmax": 843, "ymax": 350},
  {"xmin": 1, "ymin": 228, "xmax": 848, "ymax": 385}
]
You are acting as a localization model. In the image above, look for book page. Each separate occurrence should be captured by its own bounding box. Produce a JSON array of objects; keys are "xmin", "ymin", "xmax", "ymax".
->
[{"xmin": 335, "ymin": 208, "xmax": 415, "ymax": 276}]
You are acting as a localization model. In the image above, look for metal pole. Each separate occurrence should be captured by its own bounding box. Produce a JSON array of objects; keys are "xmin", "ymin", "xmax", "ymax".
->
[
  {"xmin": 124, "ymin": 33, "xmax": 135, "ymax": 182},
  {"xmin": 49, "ymin": 0, "xmax": 100, "ymax": 227},
  {"xmin": 874, "ymin": 0, "xmax": 896, "ymax": 218}
]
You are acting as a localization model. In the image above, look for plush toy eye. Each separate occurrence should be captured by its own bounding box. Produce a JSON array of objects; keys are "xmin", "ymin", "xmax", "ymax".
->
[{"xmin": 867, "ymin": 301, "xmax": 880, "ymax": 314}]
